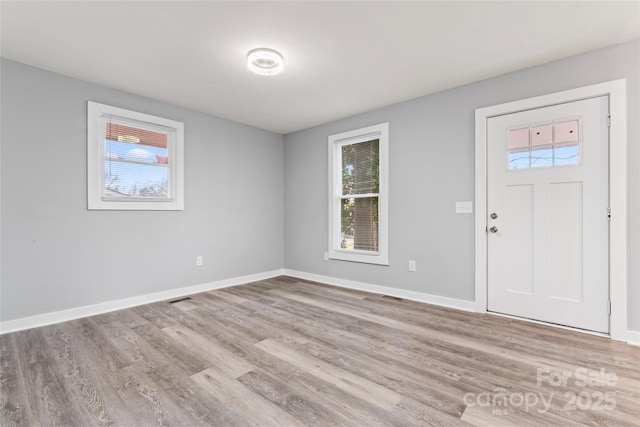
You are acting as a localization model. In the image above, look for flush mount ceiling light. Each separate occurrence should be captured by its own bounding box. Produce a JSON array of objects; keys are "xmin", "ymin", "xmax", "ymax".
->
[{"xmin": 247, "ymin": 48, "xmax": 284, "ymax": 76}]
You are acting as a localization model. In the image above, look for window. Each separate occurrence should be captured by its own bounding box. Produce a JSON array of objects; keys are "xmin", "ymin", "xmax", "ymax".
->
[
  {"xmin": 507, "ymin": 119, "xmax": 581, "ymax": 170},
  {"xmin": 328, "ymin": 123, "xmax": 388, "ymax": 265},
  {"xmin": 87, "ymin": 102, "xmax": 184, "ymax": 210}
]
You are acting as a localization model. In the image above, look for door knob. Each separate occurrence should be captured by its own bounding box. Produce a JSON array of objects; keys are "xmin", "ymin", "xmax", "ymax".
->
[
  {"xmin": 489, "ymin": 226, "xmax": 498, "ymax": 233},
  {"xmin": 490, "ymin": 213, "xmax": 498, "ymax": 219}
]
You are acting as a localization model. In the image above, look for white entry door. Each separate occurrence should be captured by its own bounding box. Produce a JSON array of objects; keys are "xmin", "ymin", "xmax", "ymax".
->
[{"xmin": 487, "ymin": 96, "xmax": 609, "ymax": 333}]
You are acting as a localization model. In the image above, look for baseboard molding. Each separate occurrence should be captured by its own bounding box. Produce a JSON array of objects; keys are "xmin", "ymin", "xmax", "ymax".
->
[
  {"xmin": 283, "ymin": 269, "xmax": 476, "ymax": 312},
  {"xmin": 627, "ymin": 330, "xmax": 640, "ymax": 346},
  {"xmin": 0, "ymin": 269, "xmax": 285, "ymax": 335},
  {"xmin": 4, "ymin": 267, "xmax": 636, "ymax": 345}
]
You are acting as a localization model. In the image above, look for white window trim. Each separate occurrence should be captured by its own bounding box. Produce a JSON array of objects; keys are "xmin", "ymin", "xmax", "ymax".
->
[
  {"xmin": 328, "ymin": 122, "xmax": 389, "ymax": 265},
  {"xmin": 87, "ymin": 101, "xmax": 184, "ymax": 210}
]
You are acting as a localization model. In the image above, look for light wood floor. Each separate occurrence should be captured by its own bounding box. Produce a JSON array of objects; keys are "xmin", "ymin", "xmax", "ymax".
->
[{"xmin": 1, "ymin": 276, "xmax": 639, "ymax": 426}]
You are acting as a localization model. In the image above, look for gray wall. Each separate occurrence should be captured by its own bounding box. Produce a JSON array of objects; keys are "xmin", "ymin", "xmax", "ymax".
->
[
  {"xmin": 1, "ymin": 59, "xmax": 284, "ymax": 322},
  {"xmin": 283, "ymin": 40, "xmax": 640, "ymax": 331}
]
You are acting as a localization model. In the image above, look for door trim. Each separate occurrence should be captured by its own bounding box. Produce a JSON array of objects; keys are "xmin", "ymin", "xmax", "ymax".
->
[{"xmin": 474, "ymin": 79, "xmax": 627, "ymax": 341}]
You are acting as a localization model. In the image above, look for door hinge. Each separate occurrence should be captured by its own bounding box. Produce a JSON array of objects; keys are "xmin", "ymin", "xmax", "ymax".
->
[
  {"xmin": 608, "ymin": 300, "xmax": 612, "ymax": 315},
  {"xmin": 607, "ymin": 207, "xmax": 611, "ymax": 221},
  {"xmin": 607, "ymin": 115, "xmax": 611, "ymax": 127}
]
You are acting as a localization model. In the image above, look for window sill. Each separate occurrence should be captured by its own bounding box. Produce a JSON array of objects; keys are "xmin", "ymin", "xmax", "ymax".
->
[{"xmin": 328, "ymin": 250, "xmax": 389, "ymax": 266}]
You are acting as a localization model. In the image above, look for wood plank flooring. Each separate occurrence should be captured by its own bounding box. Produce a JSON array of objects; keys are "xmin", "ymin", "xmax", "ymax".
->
[{"xmin": 1, "ymin": 276, "xmax": 639, "ymax": 426}]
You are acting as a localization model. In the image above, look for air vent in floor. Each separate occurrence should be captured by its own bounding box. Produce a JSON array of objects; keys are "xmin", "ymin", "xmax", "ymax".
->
[{"xmin": 168, "ymin": 297, "xmax": 193, "ymax": 304}]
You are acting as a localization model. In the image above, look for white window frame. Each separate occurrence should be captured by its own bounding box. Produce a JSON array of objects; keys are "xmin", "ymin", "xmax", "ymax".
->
[
  {"xmin": 328, "ymin": 122, "xmax": 389, "ymax": 265},
  {"xmin": 87, "ymin": 101, "xmax": 184, "ymax": 210}
]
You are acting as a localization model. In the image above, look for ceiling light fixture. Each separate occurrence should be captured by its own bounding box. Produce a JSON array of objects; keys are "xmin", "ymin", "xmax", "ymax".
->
[{"xmin": 247, "ymin": 48, "xmax": 284, "ymax": 76}]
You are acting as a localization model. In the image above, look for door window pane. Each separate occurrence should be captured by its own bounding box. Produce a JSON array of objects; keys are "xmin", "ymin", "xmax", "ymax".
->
[
  {"xmin": 554, "ymin": 144, "xmax": 580, "ymax": 165},
  {"xmin": 507, "ymin": 119, "xmax": 581, "ymax": 170},
  {"xmin": 509, "ymin": 151, "xmax": 530, "ymax": 169},
  {"xmin": 531, "ymin": 148, "xmax": 553, "ymax": 168},
  {"xmin": 508, "ymin": 128, "xmax": 529, "ymax": 150},
  {"xmin": 531, "ymin": 124, "xmax": 552, "ymax": 147},
  {"xmin": 554, "ymin": 120, "xmax": 579, "ymax": 144}
]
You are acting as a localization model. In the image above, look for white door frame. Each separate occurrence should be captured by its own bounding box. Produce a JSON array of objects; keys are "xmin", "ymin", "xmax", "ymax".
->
[{"xmin": 474, "ymin": 79, "xmax": 628, "ymax": 341}]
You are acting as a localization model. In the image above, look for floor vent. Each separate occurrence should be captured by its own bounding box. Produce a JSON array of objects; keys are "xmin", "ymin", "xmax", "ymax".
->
[
  {"xmin": 382, "ymin": 295, "xmax": 403, "ymax": 301},
  {"xmin": 168, "ymin": 297, "xmax": 192, "ymax": 304}
]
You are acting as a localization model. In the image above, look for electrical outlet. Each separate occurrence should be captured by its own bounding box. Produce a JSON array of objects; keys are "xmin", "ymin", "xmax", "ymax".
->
[
  {"xmin": 323, "ymin": 252, "xmax": 329, "ymax": 261},
  {"xmin": 196, "ymin": 255, "xmax": 203, "ymax": 266},
  {"xmin": 408, "ymin": 260, "xmax": 416, "ymax": 272}
]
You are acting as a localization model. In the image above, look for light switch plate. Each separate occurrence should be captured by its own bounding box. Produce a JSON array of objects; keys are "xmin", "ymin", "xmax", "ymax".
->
[{"xmin": 455, "ymin": 201, "xmax": 473, "ymax": 214}]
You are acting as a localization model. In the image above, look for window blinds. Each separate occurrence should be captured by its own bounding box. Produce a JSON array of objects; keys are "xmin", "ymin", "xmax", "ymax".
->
[
  {"xmin": 340, "ymin": 138, "xmax": 380, "ymax": 252},
  {"xmin": 101, "ymin": 115, "xmax": 173, "ymax": 199}
]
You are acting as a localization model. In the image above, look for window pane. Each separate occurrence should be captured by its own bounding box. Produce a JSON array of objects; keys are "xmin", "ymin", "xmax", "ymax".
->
[
  {"xmin": 554, "ymin": 144, "xmax": 580, "ymax": 165},
  {"xmin": 509, "ymin": 151, "xmax": 530, "ymax": 170},
  {"xmin": 508, "ymin": 128, "xmax": 529, "ymax": 150},
  {"xmin": 105, "ymin": 121, "xmax": 168, "ymax": 148},
  {"xmin": 103, "ymin": 158, "xmax": 169, "ymax": 198},
  {"xmin": 554, "ymin": 120, "xmax": 579, "ymax": 144},
  {"xmin": 341, "ymin": 196, "xmax": 378, "ymax": 251},
  {"xmin": 104, "ymin": 138, "xmax": 169, "ymax": 198},
  {"xmin": 531, "ymin": 124, "xmax": 552, "ymax": 147},
  {"xmin": 103, "ymin": 119, "xmax": 171, "ymax": 200},
  {"xmin": 342, "ymin": 139, "xmax": 379, "ymax": 195},
  {"xmin": 105, "ymin": 139, "xmax": 168, "ymax": 163},
  {"xmin": 530, "ymin": 147, "xmax": 553, "ymax": 168}
]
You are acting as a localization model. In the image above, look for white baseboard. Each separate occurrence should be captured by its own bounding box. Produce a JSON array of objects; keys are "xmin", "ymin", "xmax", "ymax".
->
[
  {"xmin": 0, "ymin": 269, "xmax": 285, "ymax": 335},
  {"xmin": 4, "ymin": 267, "xmax": 636, "ymax": 346},
  {"xmin": 627, "ymin": 330, "xmax": 640, "ymax": 346},
  {"xmin": 283, "ymin": 269, "xmax": 476, "ymax": 312}
]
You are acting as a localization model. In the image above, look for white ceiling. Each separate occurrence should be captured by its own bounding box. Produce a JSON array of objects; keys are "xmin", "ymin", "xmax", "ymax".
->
[{"xmin": 1, "ymin": 1, "xmax": 638, "ymax": 134}]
